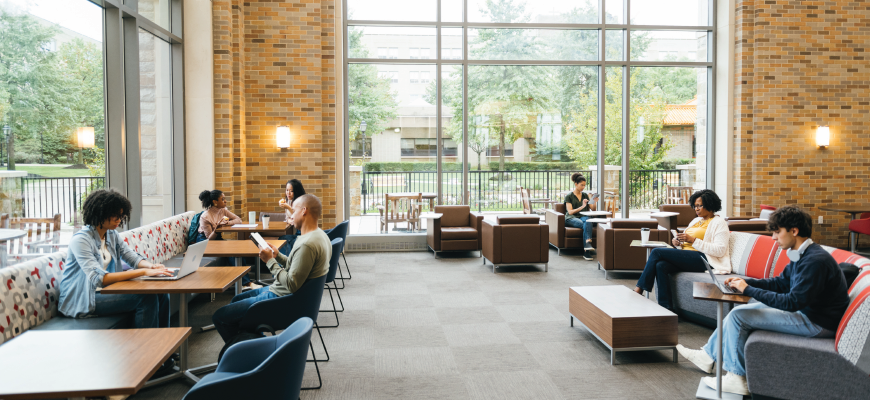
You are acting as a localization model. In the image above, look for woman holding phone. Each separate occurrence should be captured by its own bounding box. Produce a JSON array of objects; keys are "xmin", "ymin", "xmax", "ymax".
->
[
  {"xmin": 564, "ymin": 173, "xmax": 599, "ymax": 260},
  {"xmin": 633, "ymin": 189, "xmax": 731, "ymax": 310},
  {"xmin": 277, "ymin": 179, "xmax": 306, "ymax": 255}
]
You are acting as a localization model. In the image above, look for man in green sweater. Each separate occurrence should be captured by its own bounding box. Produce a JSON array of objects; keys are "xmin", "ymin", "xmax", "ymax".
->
[{"xmin": 212, "ymin": 194, "xmax": 332, "ymax": 343}]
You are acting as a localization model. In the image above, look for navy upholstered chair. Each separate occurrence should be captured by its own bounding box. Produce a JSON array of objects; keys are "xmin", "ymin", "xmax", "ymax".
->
[
  {"xmin": 325, "ymin": 220, "xmax": 351, "ymax": 286},
  {"xmin": 319, "ymin": 238, "xmax": 344, "ymax": 328}
]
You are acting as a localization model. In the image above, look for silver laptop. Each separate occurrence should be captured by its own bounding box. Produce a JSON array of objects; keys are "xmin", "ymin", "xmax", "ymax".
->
[
  {"xmin": 700, "ymin": 256, "xmax": 737, "ymax": 294},
  {"xmin": 140, "ymin": 240, "xmax": 208, "ymax": 281}
]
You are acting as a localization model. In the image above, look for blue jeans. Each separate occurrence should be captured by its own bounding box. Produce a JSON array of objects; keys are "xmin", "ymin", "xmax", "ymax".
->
[
  {"xmin": 636, "ymin": 248, "xmax": 707, "ymax": 309},
  {"xmin": 565, "ymin": 216, "xmax": 595, "ymax": 248},
  {"xmin": 93, "ymin": 292, "xmax": 169, "ymax": 329},
  {"xmin": 703, "ymin": 301, "xmax": 832, "ymax": 376},
  {"xmin": 212, "ymin": 286, "xmax": 279, "ymax": 343}
]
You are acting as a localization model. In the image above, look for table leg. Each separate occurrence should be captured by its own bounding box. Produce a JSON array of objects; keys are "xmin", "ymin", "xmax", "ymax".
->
[
  {"xmin": 235, "ymin": 257, "xmax": 244, "ymax": 292},
  {"xmin": 645, "ymin": 248, "xmax": 652, "ymax": 299},
  {"xmin": 716, "ymin": 302, "xmax": 723, "ymax": 398}
]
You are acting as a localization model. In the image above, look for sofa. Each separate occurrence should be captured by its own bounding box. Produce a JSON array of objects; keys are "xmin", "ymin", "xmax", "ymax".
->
[
  {"xmin": 668, "ymin": 231, "xmax": 870, "ymax": 398},
  {"xmin": 481, "ymin": 216, "xmax": 548, "ymax": 272},
  {"xmin": 0, "ymin": 212, "xmax": 218, "ymax": 344},
  {"xmin": 596, "ymin": 219, "xmax": 668, "ymax": 279},
  {"xmin": 426, "ymin": 205, "xmax": 483, "ymax": 258},
  {"xmin": 545, "ymin": 203, "xmax": 597, "ymax": 255}
]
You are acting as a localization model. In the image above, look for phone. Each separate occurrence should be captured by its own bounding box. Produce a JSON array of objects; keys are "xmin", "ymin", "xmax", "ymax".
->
[
  {"xmin": 592, "ymin": 193, "xmax": 600, "ymax": 201},
  {"xmin": 671, "ymin": 229, "xmax": 681, "ymax": 248}
]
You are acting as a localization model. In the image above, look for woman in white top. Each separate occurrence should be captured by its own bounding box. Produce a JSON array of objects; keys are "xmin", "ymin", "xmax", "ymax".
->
[
  {"xmin": 634, "ymin": 189, "xmax": 731, "ymax": 310},
  {"xmin": 278, "ymin": 179, "xmax": 306, "ymax": 255}
]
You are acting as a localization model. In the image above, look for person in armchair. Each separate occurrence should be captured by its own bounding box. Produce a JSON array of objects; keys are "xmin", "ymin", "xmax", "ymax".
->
[{"xmin": 563, "ymin": 173, "xmax": 598, "ymax": 260}]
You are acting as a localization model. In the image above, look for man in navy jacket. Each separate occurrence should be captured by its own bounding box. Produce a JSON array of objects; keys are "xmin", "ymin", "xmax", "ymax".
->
[{"xmin": 677, "ymin": 205, "xmax": 849, "ymax": 395}]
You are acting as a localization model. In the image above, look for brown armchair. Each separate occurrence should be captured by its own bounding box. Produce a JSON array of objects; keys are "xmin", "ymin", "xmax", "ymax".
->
[
  {"xmin": 727, "ymin": 220, "xmax": 771, "ymax": 235},
  {"xmin": 481, "ymin": 216, "xmax": 548, "ymax": 273},
  {"xmin": 545, "ymin": 203, "xmax": 597, "ymax": 256},
  {"xmin": 426, "ymin": 205, "xmax": 483, "ymax": 258},
  {"xmin": 596, "ymin": 219, "xmax": 669, "ymax": 279}
]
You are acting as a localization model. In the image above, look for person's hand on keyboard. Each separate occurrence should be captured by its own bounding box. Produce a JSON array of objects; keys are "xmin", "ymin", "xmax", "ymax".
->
[{"xmin": 724, "ymin": 277, "xmax": 748, "ymax": 294}]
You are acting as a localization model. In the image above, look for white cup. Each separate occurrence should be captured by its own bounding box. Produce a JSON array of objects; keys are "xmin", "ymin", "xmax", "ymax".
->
[
  {"xmin": 248, "ymin": 211, "xmax": 256, "ymax": 225},
  {"xmin": 640, "ymin": 228, "xmax": 650, "ymax": 244},
  {"xmin": 262, "ymin": 215, "xmax": 270, "ymax": 227}
]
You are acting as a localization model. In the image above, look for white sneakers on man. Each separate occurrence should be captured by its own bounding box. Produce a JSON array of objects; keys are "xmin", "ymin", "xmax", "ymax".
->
[
  {"xmin": 703, "ymin": 372, "xmax": 750, "ymax": 396},
  {"xmin": 676, "ymin": 344, "xmax": 714, "ymax": 373}
]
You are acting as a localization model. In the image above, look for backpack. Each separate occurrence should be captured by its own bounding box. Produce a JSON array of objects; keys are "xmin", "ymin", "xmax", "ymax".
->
[
  {"xmin": 187, "ymin": 211, "xmax": 203, "ymax": 245},
  {"xmin": 218, "ymin": 331, "xmax": 265, "ymax": 362}
]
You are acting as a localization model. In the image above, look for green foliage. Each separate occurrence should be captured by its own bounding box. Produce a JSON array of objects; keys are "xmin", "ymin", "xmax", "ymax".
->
[
  {"xmin": 658, "ymin": 157, "xmax": 695, "ymax": 170},
  {"xmin": 347, "ymin": 27, "xmax": 398, "ymax": 143},
  {"xmin": 485, "ymin": 161, "xmax": 584, "ymax": 171},
  {"xmin": 363, "ymin": 162, "xmax": 467, "ymax": 172}
]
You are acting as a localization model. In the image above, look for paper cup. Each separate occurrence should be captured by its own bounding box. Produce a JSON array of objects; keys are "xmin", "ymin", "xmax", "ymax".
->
[
  {"xmin": 262, "ymin": 215, "xmax": 270, "ymax": 227},
  {"xmin": 640, "ymin": 228, "xmax": 650, "ymax": 244},
  {"xmin": 248, "ymin": 211, "xmax": 256, "ymax": 225}
]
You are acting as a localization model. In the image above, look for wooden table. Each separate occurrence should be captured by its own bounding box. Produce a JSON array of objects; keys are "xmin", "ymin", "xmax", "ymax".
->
[
  {"xmin": 819, "ymin": 205, "xmax": 870, "ymax": 252},
  {"xmin": 0, "ymin": 328, "xmax": 190, "ymax": 399},
  {"xmin": 387, "ymin": 192, "xmax": 436, "ymax": 210},
  {"xmin": 204, "ymin": 239, "xmax": 285, "ymax": 284},
  {"xmin": 216, "ymin": 221, "xmax": 291, "ymax": 237},
  {"xmin": 692, "ymin": 282, "xmax": 751, "ymax": 400},
  {"xmin": 569, "ymin": 285, "xmax": 677, "ymax": 365},
  {"xmin": 101, "ymin": 267, "xmax": 249, "ymax": 386}
]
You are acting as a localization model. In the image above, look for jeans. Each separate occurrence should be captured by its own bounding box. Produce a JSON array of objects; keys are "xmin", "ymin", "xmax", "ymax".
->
[
  {"xmin": 278, "ymin": 233, "xmax": 299, "ymax": 256},
  {"xmin": 565, "ymin": 216, "xmax": 595, "ymax": 248},
  {"xmin": 703, "ymin": 301, "xmax": 832, "ymax": 376},
  {"xmin": 196, "ymin": 232, "xmax": 252, "ymax": 287},
  {"xmin": 212, "ymin": 286, "xmax": 279, "ymax": 343},
  {"xmin": 636, "ymin": 248, "xmax": 708, "ymax": 309},
  {"xmin": 93, "ymin": 292, "xmax": 169, "ymax": 329}
]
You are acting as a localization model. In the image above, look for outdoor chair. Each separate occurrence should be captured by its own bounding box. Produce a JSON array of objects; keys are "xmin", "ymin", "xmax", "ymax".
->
[
  {"xmin": 182, "ymin": 317, "xmax": 313, "ymax": 400},
  {"xmin": 666, "ymin": 186, "xmax": 693, "ymax": 204},
  {"xmin": 377, "ymin": 193, "xmax": 421, "ymax": 233},
  {"xmin": 426, "ymin": 205, "xmax": 483, "ymax": 258},
  {"xmin": 520, "ymin": 187, "xmax": 555, "ymax": 215},
  {"xmin": 2, "ymin": 214, "xmax": 63, "ymax": 265}
]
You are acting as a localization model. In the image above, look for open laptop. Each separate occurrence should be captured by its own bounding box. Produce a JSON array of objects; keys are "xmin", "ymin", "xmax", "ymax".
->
[
  {"xmin": 140, "ymin": 240, "xmax": 208, "ymax": 281},
  {"xmin": 700, "ymin": 256, "xmax": 738, "ymax": 294}
]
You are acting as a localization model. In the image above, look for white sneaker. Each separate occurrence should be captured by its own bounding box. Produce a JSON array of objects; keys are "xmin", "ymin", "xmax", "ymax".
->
[
  {"xmin": 703, "ymin": 372, "xmax": 749, "ymax": 396},
  {"xmin": 242, "ymin": 283, "xmax": 263, "ymax": 292},
  {"xmin": 677, "ymin": 344, "xmax": 714, "ymax": 373}
]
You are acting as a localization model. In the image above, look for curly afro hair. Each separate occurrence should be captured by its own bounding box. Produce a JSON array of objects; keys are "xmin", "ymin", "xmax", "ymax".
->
[
  {"xmin": 688, "ymin": 189, "xmax": 723, "ymax": 213},
  {"xmin": 82, "ymin": 189, "xmax": 132, "ymax": 228}
]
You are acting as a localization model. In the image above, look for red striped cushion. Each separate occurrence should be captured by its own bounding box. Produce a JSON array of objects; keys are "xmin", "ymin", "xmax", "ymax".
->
[
  {"xmin": 835, "ymin": 286, "xmax": 870, "ymax": 374},
  {"xmin": 849, "ymin": 270, "xmax": 870, "ymax": 302},
  {"xmin": 770, "ymin": 249, "xmax": 790, "ymax": 278},
  {"xmin": 729, "ymin": 232, "xmax": 778, "ymax": 278}
]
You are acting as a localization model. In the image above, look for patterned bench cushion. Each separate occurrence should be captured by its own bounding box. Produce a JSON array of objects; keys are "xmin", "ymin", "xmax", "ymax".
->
[
  {"xmin": 729, "ymin": 232, "xmax": 779, "ymax": 279},
  {"xmin": 120, "ymin": 212, "xmax": 195, "ymax": 264},
  {"xmin": 0, "ymin": 252, "xmax": 67, "ymax": 345},
  {"xmin": 835, "ymin": 283, "xmax": 870, "ymax": 375}
]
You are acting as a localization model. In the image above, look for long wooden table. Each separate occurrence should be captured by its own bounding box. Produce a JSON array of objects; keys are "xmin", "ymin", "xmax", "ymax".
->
[
  {"xmin": 0, "ymin": 328, "xmax": 190, "ymax": 399},
  {"xmin": 216, "ymin": 221, "xmax": 291, "ymax": 237},
  {"xmin": 101, "ymin": 267, "xmax": 250, "ymax": 386},
  {"xmin": 204, "ymin": 239, "xmax": 285, "ymax": 285}
]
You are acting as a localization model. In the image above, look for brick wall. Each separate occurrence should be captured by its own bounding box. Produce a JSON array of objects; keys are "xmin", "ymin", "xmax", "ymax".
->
[
  {"xmin": 732, "ymin": 0, "xmax": 870, "ymax": 247},
  {"xmin": 212, "ymin": 0, "xmax": 338, "ymax": 228}
]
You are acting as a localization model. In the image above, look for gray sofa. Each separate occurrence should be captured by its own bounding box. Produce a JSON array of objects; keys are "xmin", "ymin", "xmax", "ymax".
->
[{"xmin": 668, "ymin": 231, "xmax": 870, "ymax": 399}]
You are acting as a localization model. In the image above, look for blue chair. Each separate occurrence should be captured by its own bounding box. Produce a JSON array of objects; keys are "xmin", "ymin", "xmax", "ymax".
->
[
  {"xmin": 238, "ymin": 273, "xmax": 329, "ymax": 389},
  {"xmin": 325, "ymin": 220, "xmax": 351, "ymax": 287},
  {"xmin": 182, "ymin": 317, "xmax": 313, "ymax": 400},
  {"xmin": 319, "ymin": 238, "xmax": 344, "ymax": 328}
]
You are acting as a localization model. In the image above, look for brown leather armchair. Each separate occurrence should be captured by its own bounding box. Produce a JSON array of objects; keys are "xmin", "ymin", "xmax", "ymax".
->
[
  {"xmin": 481, "ymin": 216, "xmax": 548, "ymax": 272},
  {"xmin": 653, "ymin": 204, "xmax": 697, "ymax": 234},
  {"xmin": 545, "ymin": 203, "xmax": 597, "ymax": 255},
  {"xmin": 596, "ymin": 219, "xmax": 668, "ymax": 279},
  {"xmin": 427, "ymin": 205, "xmax": 483, "ymax": 258}
]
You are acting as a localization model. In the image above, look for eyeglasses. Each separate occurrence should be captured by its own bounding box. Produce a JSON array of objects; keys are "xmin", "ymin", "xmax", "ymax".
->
[{"xmin": 693, "ymin": 204, "xmax": 704, "ymax": 209}]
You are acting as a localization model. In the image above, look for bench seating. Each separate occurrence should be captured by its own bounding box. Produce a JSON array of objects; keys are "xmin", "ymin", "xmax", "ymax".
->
[{"xmin": 668, "ymin": 231, "xmax": 870, "ymax": 398}]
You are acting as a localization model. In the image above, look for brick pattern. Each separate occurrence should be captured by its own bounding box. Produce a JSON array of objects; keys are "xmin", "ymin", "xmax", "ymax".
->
[
  {"xmin": 212, "ymin": 0, "xmax": 337, "ymax": 228},
  {"xmin": 732, "ymin": 0, "xmax": 870, "ymax": 246}
]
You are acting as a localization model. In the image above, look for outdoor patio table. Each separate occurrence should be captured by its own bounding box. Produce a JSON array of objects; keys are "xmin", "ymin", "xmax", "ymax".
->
[
  {"xmin": 387, "ymin": 192, "xmax": 436, "ymax": 210},
  {"xmin": 0, "ymin": 228, "xmax": 27, "ymax": 267}
]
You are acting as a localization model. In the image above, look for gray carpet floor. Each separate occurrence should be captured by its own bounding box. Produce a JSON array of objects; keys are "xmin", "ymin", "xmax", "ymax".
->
[{"xmin": 132, "ymin": 249, "xmax": 717, "ymax": 400}]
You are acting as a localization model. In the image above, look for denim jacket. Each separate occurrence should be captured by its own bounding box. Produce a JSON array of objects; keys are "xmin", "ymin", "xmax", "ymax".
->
[{"xmin": 58, "ymin": 226, "xmax": 144, "ymax": 318}]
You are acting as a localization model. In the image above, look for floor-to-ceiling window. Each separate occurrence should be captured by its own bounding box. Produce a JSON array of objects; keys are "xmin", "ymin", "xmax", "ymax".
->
[
  {"xmin": 344, "ymin": 0, "xmax": 714, "ymax": 234},
  {"xmin": 0, "ymin": 0, "xmax": 184, "ymax": 240}
]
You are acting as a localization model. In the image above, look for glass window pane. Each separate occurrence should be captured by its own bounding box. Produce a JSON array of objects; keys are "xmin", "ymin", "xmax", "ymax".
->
[
  {"xmin": 630, "ymin": 0, "xmax": 709, "ymax": 26},
  {"xmin": 605, "ymin": 29, "xmax": 624, "ymax": 61},
  {"xmin": 348, "ymin": 0, "xmax": 436, "ymax": 22},
  {"xmin": 468, "ymin": 29, "xmax": 598, "ymax": 61},
  {"xmin": 138, "ymin": 0, "xmax": 171, "ymax": 30},
  {"xmin": 628, "ymin": 66, "xmax": 706, "ymax": 215},
  {"xmin": 468, "ymin": 0, "xmax": 598, "ymax": 24},
  {"xmin": 441, "ymin": 65, "xmax": 463, "ymax": 206},
  {"xmin": 442, "ymin": 28, "xmax": 463, "ymax": 60},
  {"xmin": 442, "ymin": 0, "xmax": 463, "ymax": 22},
  {"xmin": 349, "ymin": 26, "xmax": 436, "ymax": 59},
  {"xmin": 630, "ymin": 31, "xmax": 708, "ymax": 62},
  {"xmin": 2, "ymin": 0, "xmax": 106, "ymax": 230},
  {"xmin": 605, "ymin": 0, "xmax": 624, "ymax": 23},
  {"xmin": 139, "ymin": 30, "xmax": 173, "ymax": 224}
]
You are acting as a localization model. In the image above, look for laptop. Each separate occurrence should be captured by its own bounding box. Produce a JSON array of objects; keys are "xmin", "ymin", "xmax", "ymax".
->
[
  {"xmin": 700, "ymin": 256, "xmax": 738, "ymax": 294},
  {"xmin": 140, "ymin": 240, "xmax": 208, "ymax": 281}
]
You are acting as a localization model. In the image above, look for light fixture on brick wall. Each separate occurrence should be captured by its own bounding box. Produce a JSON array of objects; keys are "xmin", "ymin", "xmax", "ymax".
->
[
  {"xmin": 816, "ymin": 126, "xmax": 830, "ymax": 149},
  {"xmin": 276, "ymin": 125, "xmax": 291, "ymax": 148}
]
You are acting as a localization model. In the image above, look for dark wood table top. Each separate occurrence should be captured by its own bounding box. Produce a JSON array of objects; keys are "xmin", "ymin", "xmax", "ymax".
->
[
  {"xmin": 819, "ymin": 205, "xmax": 870, "ymax": 213},
  {"xmin": 629, "ymin": 240, "xmax": 670, "ymax": 249},
  {"xmin": 100, "ymin": 267, "xmax": 250, "ymax": 294},
  {"xmin": 203, "ymin": 239, "xmax": 285, "ymax": 257},
  {"xmin": 0, "ymin": 328, "xmax": 190, "ymax": 399},
  {"xmin": 216, "ymin": 221, "xmax": 289, "ymax": 233},
  {"xmin": 570, "ymin": 286, "xmax": 676, "ymax": 318},
  {"xmin": 692, "ymin": 282, "xmax": 752, "ymax": 304}
]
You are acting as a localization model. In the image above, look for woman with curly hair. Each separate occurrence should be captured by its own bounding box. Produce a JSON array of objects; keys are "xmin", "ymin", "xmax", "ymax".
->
[
  {"xmin": 633, "ymin": 189, "xmax": 731, "ymax": 310},
  {"xmin": 58, "ymin": 189, "xmax": 174, "ymax": 327}
]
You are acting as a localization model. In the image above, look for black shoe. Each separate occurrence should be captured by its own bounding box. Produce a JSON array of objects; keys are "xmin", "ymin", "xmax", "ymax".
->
[
  {"xmin": 152, "ymin": 358, "xmax": 177, "ymax": 379},
  {"xmin": 583, "ymin": 250, "xmax": 593, "ymax": 261}
]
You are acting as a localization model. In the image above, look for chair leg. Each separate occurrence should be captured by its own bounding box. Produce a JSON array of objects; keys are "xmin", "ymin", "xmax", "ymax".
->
[
  {"xmin": 333, "ymin": 257, "xmax": 347, "ymax": 289},
  {"xmin": 336, "ymin": 251, "xmax": 352, "ymax": 282},
  {"xmin": 309, "ymin": 322, "xmax": 329, "ymax": 362},
  {"xmin": 318, "ymin": 284, "xmax": 343, "ymax": 328},
  {"xmin": 301, "ymin": 341, "xmax": 323, "ymax": 390}
]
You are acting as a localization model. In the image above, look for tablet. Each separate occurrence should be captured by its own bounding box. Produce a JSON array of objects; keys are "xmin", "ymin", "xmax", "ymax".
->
[{"xmin": 249, "ymin": 232, "xmax": 270, "ymax": 250}]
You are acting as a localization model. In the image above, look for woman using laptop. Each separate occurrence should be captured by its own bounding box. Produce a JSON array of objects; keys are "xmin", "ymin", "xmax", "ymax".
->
[
  {"xmin": 58, "ymin": 189, "xmax": 174, "ymax": 327},
  {"xmin": 196, "ymin": 189, "xmax": 258, "ymax": 290},
  {"xmin": 633, "ymin": 189, "xmax": 731, "ymax": 310},
  {"xmin": 277, "ymin": 179, "xmax": 306, "ymax": 255}
]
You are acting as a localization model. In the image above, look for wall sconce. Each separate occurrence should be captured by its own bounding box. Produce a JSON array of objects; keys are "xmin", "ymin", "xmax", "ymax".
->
[
  {"xmin": 76, "ymin": 127, "xmax": 95, "ymax": 148},
  {"xmin": 276, "ymin": 126, "xmax": 291, "ymax": 148},
  {"xmin": 816, "ymin": 126, "xmax": 830, "ymax": 149}
]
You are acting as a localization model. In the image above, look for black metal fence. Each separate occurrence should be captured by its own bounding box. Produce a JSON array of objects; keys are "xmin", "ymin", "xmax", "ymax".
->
[{"xmin": 22, "ymin": 177, "xmax": 106, "ymax": 225}]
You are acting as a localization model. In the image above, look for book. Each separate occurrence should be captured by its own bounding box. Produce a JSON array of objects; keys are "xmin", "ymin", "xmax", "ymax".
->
[{"xmin": 249, "ymin": 232, "xmax": 270, "ymax": 250}]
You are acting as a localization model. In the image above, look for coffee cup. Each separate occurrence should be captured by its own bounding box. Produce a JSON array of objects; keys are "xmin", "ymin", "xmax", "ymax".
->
[
  {"xmin": 248, "ymin": 211, "xmax": 256, "ymax": 225},
  {"xmin": 262, "ymin": 214, "xmax": 270, "ymax": 227},
  {"xmin": 640, "ymin": 227, "xmax": 650, "ymax": 244}
]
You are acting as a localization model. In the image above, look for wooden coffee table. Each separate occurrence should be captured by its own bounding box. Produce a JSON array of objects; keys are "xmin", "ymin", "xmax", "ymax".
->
[{"xmin": 569, "ymin": 285, "xmax": 678, "ymax": 365}]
